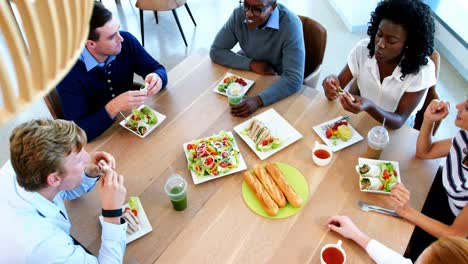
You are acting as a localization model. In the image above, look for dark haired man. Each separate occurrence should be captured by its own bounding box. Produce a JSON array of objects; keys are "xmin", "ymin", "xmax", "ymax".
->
[
  {"xmin": 210, "ymin": 0, "xmax": 305, "ymax": 117},
  {"xmin": 57, "ymin": 1, "xmax": 168, "ymax": 141}
]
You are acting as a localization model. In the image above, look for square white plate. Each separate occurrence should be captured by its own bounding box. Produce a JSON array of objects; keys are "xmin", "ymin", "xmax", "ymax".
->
[
  {"xmin": 183, "ymin": 131, "xmax": 247, "ymax": 184},
  {"xmin": 119, "ymin": 105, "xmax": 166, "ymax": 138},
  {"xmin": 233, "ymin": 109, "xmax": 303, "ymax": 160},
  {"xmin": 213, "ymin": 72, "xmax": 255, "ymax": 96},
  {"xmin": 312, "ymin": 116, "xmax": 363, "ymax": 152},
  {"xmin": 356, "ymin": 157, "xmax": 401, "ymax": 195},
  {"xmin": 99, "ymin": 200, "xmax": 153, "ymax": 244}
]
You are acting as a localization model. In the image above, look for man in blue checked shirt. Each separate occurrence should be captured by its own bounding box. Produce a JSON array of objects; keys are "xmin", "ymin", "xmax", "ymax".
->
[{"xmin": 0, "ymin": 119, "xmax": 127, "ymax": 263}]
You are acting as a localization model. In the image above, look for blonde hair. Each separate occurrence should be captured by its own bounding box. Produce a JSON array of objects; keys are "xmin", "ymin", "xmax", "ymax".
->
[
  {"xmin": 9, "ymin": 119, "xmax": 87, "ymax": 191},
  {"xmin": 425, "ymin": 237, "xmax": 468, "ymax": 263}
]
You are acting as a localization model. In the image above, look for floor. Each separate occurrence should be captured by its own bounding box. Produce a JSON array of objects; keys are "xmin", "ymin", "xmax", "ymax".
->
[{"xmin": 0, "ymin": 0, "xmax": 466, "ymax": 164}]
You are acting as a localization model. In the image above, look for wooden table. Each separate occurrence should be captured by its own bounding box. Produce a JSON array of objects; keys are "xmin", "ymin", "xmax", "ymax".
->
[{"xmin": 67, "ymin": 54, "xmax": 440, "ymax": 263}]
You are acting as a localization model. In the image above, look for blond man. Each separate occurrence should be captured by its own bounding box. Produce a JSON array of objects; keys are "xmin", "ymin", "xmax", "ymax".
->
[{"xmin": 0, "ymin": 119, "xmax": 127, "ymax": 263}]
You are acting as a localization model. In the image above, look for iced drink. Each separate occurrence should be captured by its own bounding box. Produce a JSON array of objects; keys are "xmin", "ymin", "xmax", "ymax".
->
[{"xmin": 366, "ymin": 126, "xmax": 389, "ymax": 159}]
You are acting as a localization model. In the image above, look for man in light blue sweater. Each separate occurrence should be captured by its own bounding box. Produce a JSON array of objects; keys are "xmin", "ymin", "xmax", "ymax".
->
[{"xmin": 210, "ymin": 0, "xmax": 305, "ymax": 117}]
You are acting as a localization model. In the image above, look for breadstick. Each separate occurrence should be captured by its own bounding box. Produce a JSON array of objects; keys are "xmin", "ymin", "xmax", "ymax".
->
[
  {"xmin": 253, "ymin": 164, "xmax": 286, "ymax": 207},
  {"xmin": 243, "ymin": 171, "xmax": 279, "ymax": 216},
  {"xmin": 265, "ymin": 163, "xmax": 303, "ymax": 208}
]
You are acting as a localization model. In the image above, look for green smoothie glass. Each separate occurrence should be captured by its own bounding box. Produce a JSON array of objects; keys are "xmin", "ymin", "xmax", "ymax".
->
[
  {"xmin": 226, "ymin": 83, "xmax": 244, "ymax": 106},
  {"xmin": 164, "ymin": 175, "xmax": 188, "ymax": 211}
]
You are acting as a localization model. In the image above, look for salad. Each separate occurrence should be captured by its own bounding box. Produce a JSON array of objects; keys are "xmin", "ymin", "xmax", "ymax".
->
[
  {"xmin": 185, "ymin": 131, "xmax": 241, "ymax": 177},
  {"xmin": 379, "ymin": 162, "xmax": 398, "ymax": 192},
  {"xmin": 125, "ymin": 106, "xmax": 158, "ymax": 136},
  {"xmin": 218, "ymin": 75, "xmax": 248, "ymax": 93},
  {"xmin": 325, "ymin": 120, "xmax": 352, "ymax": 145},
  {"xmin": 240, "ymin": 119, "xmax": 281, "ymax": 152}
]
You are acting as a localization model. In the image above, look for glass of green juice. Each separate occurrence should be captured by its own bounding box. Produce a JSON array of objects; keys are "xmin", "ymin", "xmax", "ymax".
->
[
  {"xmin": 164, "ymin": 175, "xmax": 188, "ymax": 211},
  {"xmin": 226, "ymin": 83, "xmax": 244, "ymax": 106}
]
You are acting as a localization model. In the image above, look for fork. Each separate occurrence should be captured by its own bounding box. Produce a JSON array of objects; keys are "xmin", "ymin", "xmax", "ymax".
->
[
  {"xmin": 321, "ymin": 115, "xmax": 351, "ymax": 130},
  {"xmin": 357, "ymin": 200, "xmax": 401, "ymax": 218}
]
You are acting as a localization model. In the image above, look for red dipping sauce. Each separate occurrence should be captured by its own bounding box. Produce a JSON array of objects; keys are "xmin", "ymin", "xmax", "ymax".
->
[
  {"xmin": 322, "ymin": 247, "xmax": 344, "ymax": 264},
  {"xmin": 314, "ymin": 149, "xmax": 331, "ymax": 159}
]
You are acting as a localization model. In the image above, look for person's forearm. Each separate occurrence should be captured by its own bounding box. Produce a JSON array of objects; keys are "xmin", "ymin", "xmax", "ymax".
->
[
  {"xmin": 416, "ymin": 118, "xmax": 435, "ymax": 158},
  {"xmin": 364, "ymin": 102, "xmax": 406, "ymax": 129},
  {"xmin": 401, "ymin": 207, "xmax": 461, "ymax": 238},
  {"xmin": 354, "ymin": 232, "xmax": 371, "ymax": 249}
]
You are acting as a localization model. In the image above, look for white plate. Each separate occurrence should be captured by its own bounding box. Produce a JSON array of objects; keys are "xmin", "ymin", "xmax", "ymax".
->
[
  {"xmin": 99, "ymin": 200, "xmax": 153, "ymax": 244},
  {"xmin": 233, "ymin": 109, "xmax": 303, "ymax": 160},
  {"xmin": 213, "ymin": 72, "xmax": 255, "ymax": 96},
  {"xmin": 356, "ymin": 157, "xmax": 401, "ymax": 195},
  {"xmin": 119, "ymin": 105, "xmax": 166, "ymax": 138},
  {"xmin": 312, "ymin": 116, "xmax": 363, "ymax": 152},
  {"xmin": 183, "ymin": 131, "xmax": 247, "ymax": 184}
]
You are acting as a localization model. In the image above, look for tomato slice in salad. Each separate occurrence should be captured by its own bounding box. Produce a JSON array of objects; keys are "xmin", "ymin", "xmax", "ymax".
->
[
  {"xmin": 220, "ymin": 161, "xmax": 228, "ymax": 168},
  {"xmin": 204, "ymin": 157, "xmax": 214, "ymax": 167}
]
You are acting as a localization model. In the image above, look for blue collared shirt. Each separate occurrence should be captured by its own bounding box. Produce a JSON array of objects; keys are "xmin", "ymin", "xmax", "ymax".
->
[
  {"xmin": 80, "ymin": 48, "xmax": 116, "ymax": 72},
  {"xmin": 0, "ymin": 161, "xmax": 128, "ymax": 263},
  {"xmin": 261, "ymin": 7, "xmax": 279, "ymax": 30}
]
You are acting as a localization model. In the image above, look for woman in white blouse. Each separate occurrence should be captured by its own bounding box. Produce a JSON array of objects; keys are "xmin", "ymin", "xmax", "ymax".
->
[
  {"xmin": 322, "ymin": 0, "xmax": 436, "ymax": 129},
  {"xmin": 325, "ymin": 215, "xmax": 468, "ymax": 264}
]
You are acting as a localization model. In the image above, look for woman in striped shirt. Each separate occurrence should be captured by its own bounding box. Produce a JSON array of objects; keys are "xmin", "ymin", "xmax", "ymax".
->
[{"xmin": 390, "ymin": 98, "xmax": 468, "ymax": 260}]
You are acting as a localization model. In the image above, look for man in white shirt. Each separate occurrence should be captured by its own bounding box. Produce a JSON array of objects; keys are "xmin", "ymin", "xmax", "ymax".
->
[{"xmin": 0, "ymin": 119, "xmax": 127, "ymax": 263}]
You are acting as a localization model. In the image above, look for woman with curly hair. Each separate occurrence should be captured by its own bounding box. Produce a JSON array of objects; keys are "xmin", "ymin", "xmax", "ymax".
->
[{"xmin": 322, "ymin": 0, "xmax": 436, "ymax": 129}]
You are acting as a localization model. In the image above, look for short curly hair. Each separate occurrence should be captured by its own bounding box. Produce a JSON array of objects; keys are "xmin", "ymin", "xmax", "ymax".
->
[{"xmin": 367, "ymin": 0, "xmax": 435, "ymax": 79}]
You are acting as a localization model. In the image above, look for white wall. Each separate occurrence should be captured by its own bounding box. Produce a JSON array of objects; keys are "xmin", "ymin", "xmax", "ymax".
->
[{"xmin": 434, "ymin": 20, "xmax": 468, "ymax": 81}]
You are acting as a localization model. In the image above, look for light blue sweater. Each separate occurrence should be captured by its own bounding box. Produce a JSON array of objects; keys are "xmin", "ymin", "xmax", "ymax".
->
[{"xmin": 210, "ymin": 4, "xmax": 305, "ymax": 106}]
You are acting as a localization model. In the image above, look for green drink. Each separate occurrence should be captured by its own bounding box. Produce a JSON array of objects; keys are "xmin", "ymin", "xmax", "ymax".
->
[
  {"xmin": 169, "ymin": 186, "xmax": 187, "ymax": 211},
  {"xmin": 226, "ymin": 83, "xmax": 243, "ymax": 106},
  {"xmin": 164, "ymin": 175, "xmax": 188, "ymax": 211}
]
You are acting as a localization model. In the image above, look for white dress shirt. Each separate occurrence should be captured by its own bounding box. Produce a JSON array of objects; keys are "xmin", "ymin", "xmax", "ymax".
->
[
  {"xmin": 366, "ymin": 239, "xmax": 413, "ymax": 264},
  {"xmin": 0, "ymin": 161, "xmax": 128, "ymax": 263},
  {"xmin": 347, "ymin": 39, "xmax": 436, "ymax": 113}
]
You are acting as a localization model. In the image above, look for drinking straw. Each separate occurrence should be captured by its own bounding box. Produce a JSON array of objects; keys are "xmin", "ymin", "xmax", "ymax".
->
[{"xmin": 382, "ymin": 118, "xmax": 386, "ymax": 128}]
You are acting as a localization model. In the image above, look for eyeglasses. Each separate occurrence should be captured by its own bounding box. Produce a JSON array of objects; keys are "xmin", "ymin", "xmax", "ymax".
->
[{"xmin": 239, "ymin": 1, "xmax": 274, "ymax": 16}]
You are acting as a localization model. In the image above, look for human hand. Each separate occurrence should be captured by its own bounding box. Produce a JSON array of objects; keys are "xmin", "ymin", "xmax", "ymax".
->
[
  {"xmin": 424, "ymin": 99, "xmax": 450, "ymax": 123},
  {"xmin": 97, "ymin": 160, "xmax": 126, "ymax": 211},
  {"xmin": 84, "ymin": 151, "xmax": 116, "ymax": 178},
  {"xmin": 339, "ymin": 91, "xmax": 368, "ymax": 114},
  {"xmin": 230, "ymin": 96, "xmax": 263, "ymax": 117},
  {"xmin": 249, "ymin": 60, "xmax": 277, "ymax": 75},
  {"xmin": 389, "ymin": 183, "xmax": 411, "ymax": 216},
  {"xmin": 322, "ymin": 75, "xmax": 341, "ymax": 100},
  {"xmin": 105, "ymin": 90, "xmax": 148, "ymax": 118},
  {"xmin": 145, "ymin": 73, "xmax": 163, "ymax": 96},
  {"xmin": 326, "ymin": 215, "xmax": 370, "ymax": 248}
]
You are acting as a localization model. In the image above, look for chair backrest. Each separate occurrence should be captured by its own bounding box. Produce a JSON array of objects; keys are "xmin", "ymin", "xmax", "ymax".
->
[
  {"xmin": 44, "ymin": 88, "xmax": 64, "ymax": 119},
  {"xmin": 413, "ymin": 50, "xmax": 441, "ymax": 135},
  {"xmin": 299, "ymin": 15, "xmax": 327, "ymax": 78},
  {"xmin": 136, "ymin": 0, "xmax": 187, "ymax": 11}
]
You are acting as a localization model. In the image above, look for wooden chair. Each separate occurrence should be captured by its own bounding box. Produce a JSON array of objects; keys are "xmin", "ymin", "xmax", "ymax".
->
[
  {"xmin": 135, "ymin": 0, "xmax": 196, "ymax": 47},
  {"xmin": 413, "ymin": 51, "xmax": 441, "ymax": 135},
  {"xmin": 44, "ymin": 88, "xmax": 64, "ymax": 119},
  {"xmin": 299, "ymin": 15, "xmax": 327, "ymax": 89}
]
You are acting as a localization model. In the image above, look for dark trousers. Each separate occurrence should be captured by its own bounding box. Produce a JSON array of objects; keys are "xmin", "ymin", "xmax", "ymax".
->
[{"xmin": 406, "ymin": 167, "xmax": 456, "ymax": 261}]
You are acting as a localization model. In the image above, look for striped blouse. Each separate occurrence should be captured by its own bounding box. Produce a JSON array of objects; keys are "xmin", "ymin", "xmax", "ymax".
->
[{"xmin": 443, "ymin": 129, "xmax": 468, "ymax": 216}]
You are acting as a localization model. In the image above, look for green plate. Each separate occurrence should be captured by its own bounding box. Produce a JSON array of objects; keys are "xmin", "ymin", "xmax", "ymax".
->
[{"xmin": 242, "ymin": 162, "xmax": 309, "ymax": 219}]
